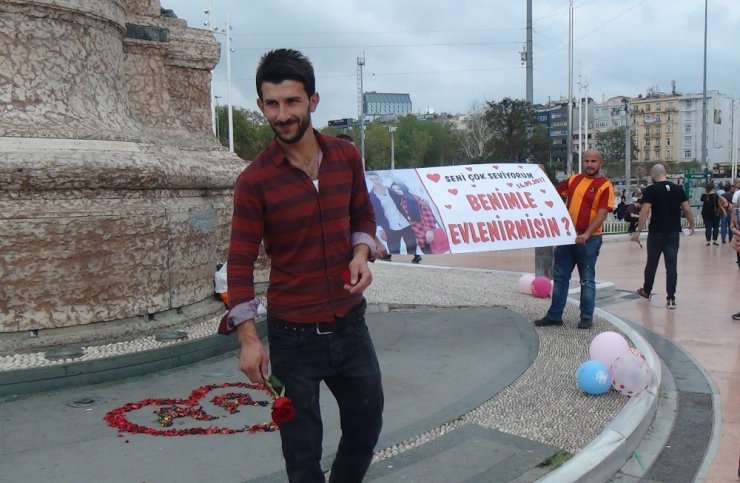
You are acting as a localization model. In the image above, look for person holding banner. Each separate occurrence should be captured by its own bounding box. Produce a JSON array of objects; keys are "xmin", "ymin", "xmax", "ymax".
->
[
  {"xmin": 534, "ymin": 149, "xmax": 614, "ymax": 330},
  {"xmin": 367, "ymin": 172, "xmax": 422, "ymax": 263}
]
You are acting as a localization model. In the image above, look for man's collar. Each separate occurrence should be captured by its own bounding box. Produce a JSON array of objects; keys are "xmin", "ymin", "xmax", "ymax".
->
[{"xmin": 268, "ymin": 129, "xmax": 324, "ymax": 167}]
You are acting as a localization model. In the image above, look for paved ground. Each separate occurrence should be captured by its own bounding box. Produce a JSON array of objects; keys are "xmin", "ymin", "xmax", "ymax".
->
[{"xmin": 1, "ymin": 233, "xmax": 736, "ymax": 482}]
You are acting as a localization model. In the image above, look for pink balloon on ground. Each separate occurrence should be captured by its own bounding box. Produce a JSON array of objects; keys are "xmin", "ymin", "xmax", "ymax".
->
[
  {"xmin": 611, "ymin": 352, "xmax": 652, "ymax": 396},
  {"xmin": 517, "ymin": 273, "xmax": 536, "ymax": 294},
  {"xmin": 589, "ymin": 331, "xmax": 630, "ymax": 368},
  {"xmin": 531, "ymin": 276, "xmax": 552, "ymax": 298}
]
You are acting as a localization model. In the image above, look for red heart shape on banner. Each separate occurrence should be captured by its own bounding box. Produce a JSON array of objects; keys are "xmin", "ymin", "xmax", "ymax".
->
[
  {"xmin": 445, "ymin": 204, "xmax": 452, "ymax": 209},
  {"xmin": 471, "ymin": 184, "xmax": 477, "ymax": 188},
  {"xmin": 545, "ymin": 201, "xmax": 554, "ymax": 207},
  {"xmin": 540, "ymin": 189, "xmax": 547, "ymax": 193},
  {"xmin": 426, "ymin": 173, "xmax": 441, "ymax": 183},
  {"xmin": 448, "ymin": 188, "xmax": 458, "ymax": 195},
  {"xmin": 491, "ymin": 165, "xmax": 499, "ymax": 170},
  {"xmin": 104, "ymin": 382, "xmax": 277, "ymax": 436},
  {"xmin": 465, "ymin": 167, "xmax": 473, "ymax": 171},
  {"xmin": 507, "ymin": 183, "xmax": 513, "ymax": 187}
]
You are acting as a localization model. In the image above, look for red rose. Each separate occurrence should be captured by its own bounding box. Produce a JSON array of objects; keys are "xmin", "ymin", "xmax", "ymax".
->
[{"xmin": 271, "ymin": 396, "xmax": 295, "ymax": 426}]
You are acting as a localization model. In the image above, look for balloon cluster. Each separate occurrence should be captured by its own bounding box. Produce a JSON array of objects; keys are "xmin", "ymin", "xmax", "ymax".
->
[
  {"xmin": 517, "ymin": 273, "xmax": 552, "ymax": 298},
  {"xmin": 576, "ymin": 331, "xmax": 652, "ymax": 397}
]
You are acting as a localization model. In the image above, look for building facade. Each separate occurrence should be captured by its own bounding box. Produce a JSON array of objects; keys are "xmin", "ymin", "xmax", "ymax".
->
[
  {"xmin": 534, "ymin": 100, "xmax": 569, "ymax": 168},
  {"xmin": 629, "ymin": 89, "xmax": 681, "ymax": 166},
  {"xmin": 363, "ymin": 92, "xmax": 412, "ymax": 119},
  {"xmin": 678, "ymin": 91, "xmax": 734, "ymax": 170}
]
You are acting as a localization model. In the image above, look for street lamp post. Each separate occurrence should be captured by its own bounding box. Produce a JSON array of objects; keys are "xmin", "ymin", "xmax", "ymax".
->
[
  {"xmin": 214, "ymin": 95, "xmax": 222, "ymax": 141},
  {"xmin": 389, "ymin": 126, "xmax": 397, "ymax": 170},
  {"xmin": 623, "ymin": 97, "xmax": 631, "ymax": 191}
]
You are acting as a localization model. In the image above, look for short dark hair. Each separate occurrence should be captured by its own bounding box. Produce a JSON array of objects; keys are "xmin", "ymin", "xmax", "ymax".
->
[{"xmin": 255, "ymin": 49, "xmax": 315, "ymax": 99}]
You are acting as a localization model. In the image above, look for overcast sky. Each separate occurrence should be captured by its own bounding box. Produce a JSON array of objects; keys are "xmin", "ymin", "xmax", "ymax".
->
[{"xmin": 169, "ymin": 0, "xmax": 740, "ymax": 128}]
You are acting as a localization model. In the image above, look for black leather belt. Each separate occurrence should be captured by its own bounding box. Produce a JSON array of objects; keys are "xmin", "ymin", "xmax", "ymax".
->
[{"xmin": 267, "ymin": 300, "xmax": 366, "ymax": 335}]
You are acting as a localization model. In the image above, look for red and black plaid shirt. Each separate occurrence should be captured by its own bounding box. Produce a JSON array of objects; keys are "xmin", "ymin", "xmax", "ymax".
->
[{"xmin": 227, "ymin": 131, "xmax": 376, "ymax": 323}]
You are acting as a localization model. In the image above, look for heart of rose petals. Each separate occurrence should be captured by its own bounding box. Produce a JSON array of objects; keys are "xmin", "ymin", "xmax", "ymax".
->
[{"xmin": 104, "ymin": 382, "xmax": 277, "ymax": 437}]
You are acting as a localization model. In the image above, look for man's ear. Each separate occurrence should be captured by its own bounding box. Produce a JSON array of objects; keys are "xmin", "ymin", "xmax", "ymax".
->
[
  {"xmin": 256, "ymin": 97, "xmax": 264, "ymax": 114},
  {"xmin": 309, "ymin": 92, "xmax": 319, "ymax": 113}
]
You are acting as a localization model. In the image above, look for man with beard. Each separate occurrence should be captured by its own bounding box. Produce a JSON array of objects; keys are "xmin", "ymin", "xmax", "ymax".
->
[
  {"xmin": 533, "ymin": 148, "xmax": 614, "ymax": 329},
  {"xmin": 223, "ymin": 49, "xmax": 383, "ymax": 482}
]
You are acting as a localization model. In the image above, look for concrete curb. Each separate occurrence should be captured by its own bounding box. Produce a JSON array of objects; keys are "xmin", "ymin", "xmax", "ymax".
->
[{"xmin": 537, "ymin": 301, "xmax": 661, "ymax": 482}]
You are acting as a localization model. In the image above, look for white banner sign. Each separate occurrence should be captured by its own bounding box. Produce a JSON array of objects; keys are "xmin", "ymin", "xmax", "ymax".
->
[{"xmin": 365, "ymin": 164, "xmax": 575, "ymax": 255}]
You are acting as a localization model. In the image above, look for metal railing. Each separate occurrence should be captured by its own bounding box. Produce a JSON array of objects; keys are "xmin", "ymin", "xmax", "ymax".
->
[{"xmin": 601, "ymin": 215, "xmax": 703, "ymax": 234}]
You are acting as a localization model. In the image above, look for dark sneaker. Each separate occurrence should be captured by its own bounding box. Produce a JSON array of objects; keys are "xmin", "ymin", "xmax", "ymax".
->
[
  {"xmin": 534, "ymin": 316, "xmax": 563, "ymax": 327},
  {"xmin": 667, "ymin": 299, "xmax": 676, "ymax": 310},
  {"xmin": 380, "ymin": 254, "xmax": 392, "ymax": 261},
  {"xmin": 578, "ymin": 318, "xmax": 593, "ymax": 329},
  {"xmin": 411, "ymin": 255, "xmax": 422, "ymax": 264},
  {"xmin": 732, "ymin": 312, "xmax": 740, "ymax": 320},
  {"xmin": 636, "ymin": 288, "xmax": 651, "ymax": 300},
  {"xmin": 713, "ymin": 241, "xmax": 720, "ymax": 246}
]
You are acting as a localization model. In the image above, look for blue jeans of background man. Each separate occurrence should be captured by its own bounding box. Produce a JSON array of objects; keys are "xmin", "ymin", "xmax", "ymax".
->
[
  {"xmin": 547, "ymin": 235, "xmax": 603, "ymax": 322},
  {"xmin": 643, "ymin": 231, "xmax": 680, "ymax": 300},
  {"xmin": 720, "ymin": 213, "xmax": 730, "ymax": 242},
  {"xmin": 267, "ymin": 301, "xmax": 384, "ymax": 483}
]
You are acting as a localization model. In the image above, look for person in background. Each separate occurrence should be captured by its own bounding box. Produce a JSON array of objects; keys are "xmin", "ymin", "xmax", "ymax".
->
[
  {"xmin": 615, "ymin": 195, "xmax": 627, "ymax": 221},
  {"xmin": 720, "ymin": 182, "xmax": 734, "ymax": 243},
  {"xmin": 534, "ymin": 148, "xmax": 614, "ymax": 330},
  {"xmin": 224, "ymin": 49, "xmax": 383, "ymax": 482},
  {"xmin": 700, "ymin": 182, "xmax": 722, "ymax": 246},
  {"xmin": 624, "ymin": 198, "xmax": 643, "ymax": 233},
  {"xmin": 632, "ymin": 164, "xmax": 695, "ymax": 309}
]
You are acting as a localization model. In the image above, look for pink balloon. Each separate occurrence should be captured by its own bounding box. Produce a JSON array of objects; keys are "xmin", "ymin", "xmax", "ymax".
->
[
  {"xmin": 611, "ymin": 352, "xmax": 652, "ymax": 396},
  {"xmin": 589, "ymin": 331, "xmax": 630, "ymax": 368},
  {"xmin": 531, "ymin": 276, "xmax": 552, "ymax": 298},
  {"xmin": 517, "ymin": 273, "xmax": 536, "ymax": 294}
]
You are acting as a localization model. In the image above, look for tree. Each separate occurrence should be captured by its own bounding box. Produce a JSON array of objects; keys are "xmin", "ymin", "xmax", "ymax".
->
[
  {"xmin": 483, "ymin": 97, "xmax": 550, "ymax": 162},
  {"xmin": 594, "ymin": 126, "xmax": 637, "ymax": 166},
  {"xmin": 460, "ymin": 101, "xmax": 493, "ymax": 162},
  {"xmin": 215, "ymin": 107, "xmax": 273, "ymax": 161}
]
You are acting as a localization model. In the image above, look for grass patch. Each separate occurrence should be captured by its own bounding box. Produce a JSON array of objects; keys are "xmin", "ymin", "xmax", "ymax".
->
[{"xmin": 537, "ymin": 450, "xmax": 572, "ymax": 469}]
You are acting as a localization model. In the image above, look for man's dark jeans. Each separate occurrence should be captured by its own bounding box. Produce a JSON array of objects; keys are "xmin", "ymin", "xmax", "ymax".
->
[
  {"xmin": 267, "ymin": 302, "xmax": 384, "ymax": 483},
  {"xmin": 643, "ymin": 231, "xmax": 680, "ymax": 299}
]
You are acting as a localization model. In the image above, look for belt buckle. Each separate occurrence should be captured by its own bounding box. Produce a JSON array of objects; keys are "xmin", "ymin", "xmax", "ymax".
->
[{"xmin": 316, "ymin": 323, "xmax": 333, "ymax": 335}]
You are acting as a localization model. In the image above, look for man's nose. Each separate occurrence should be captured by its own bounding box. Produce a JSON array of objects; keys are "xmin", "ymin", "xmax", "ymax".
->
[{"xmin": 276, "ymin": 102, "xmax": 290, "ymax": 121}]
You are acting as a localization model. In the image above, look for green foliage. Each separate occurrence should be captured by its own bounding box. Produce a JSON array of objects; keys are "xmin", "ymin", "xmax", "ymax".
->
[
  {"xmin": 215, "ymin": 106, "xmax": 273, "ymax": 161},
  {"xmin": 537, "ymin": 450, "xmax": 572, "ymax": 469},
  {"xmin": 483, "ymin": 97, "xmax": 550, "ymax": 163},
  {"xmin": 594, "ymin": 126, "xmax": 637, "ymax": 165},
  {"xmin": 213, "ymin": 101, "xmax": 549, "ymax": 170}
]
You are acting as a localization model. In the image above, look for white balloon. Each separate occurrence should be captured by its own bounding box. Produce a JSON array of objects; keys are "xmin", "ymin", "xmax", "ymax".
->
[{"xmin": 611, "ymin": 352, "xmax": 652, "ymax": 396}]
